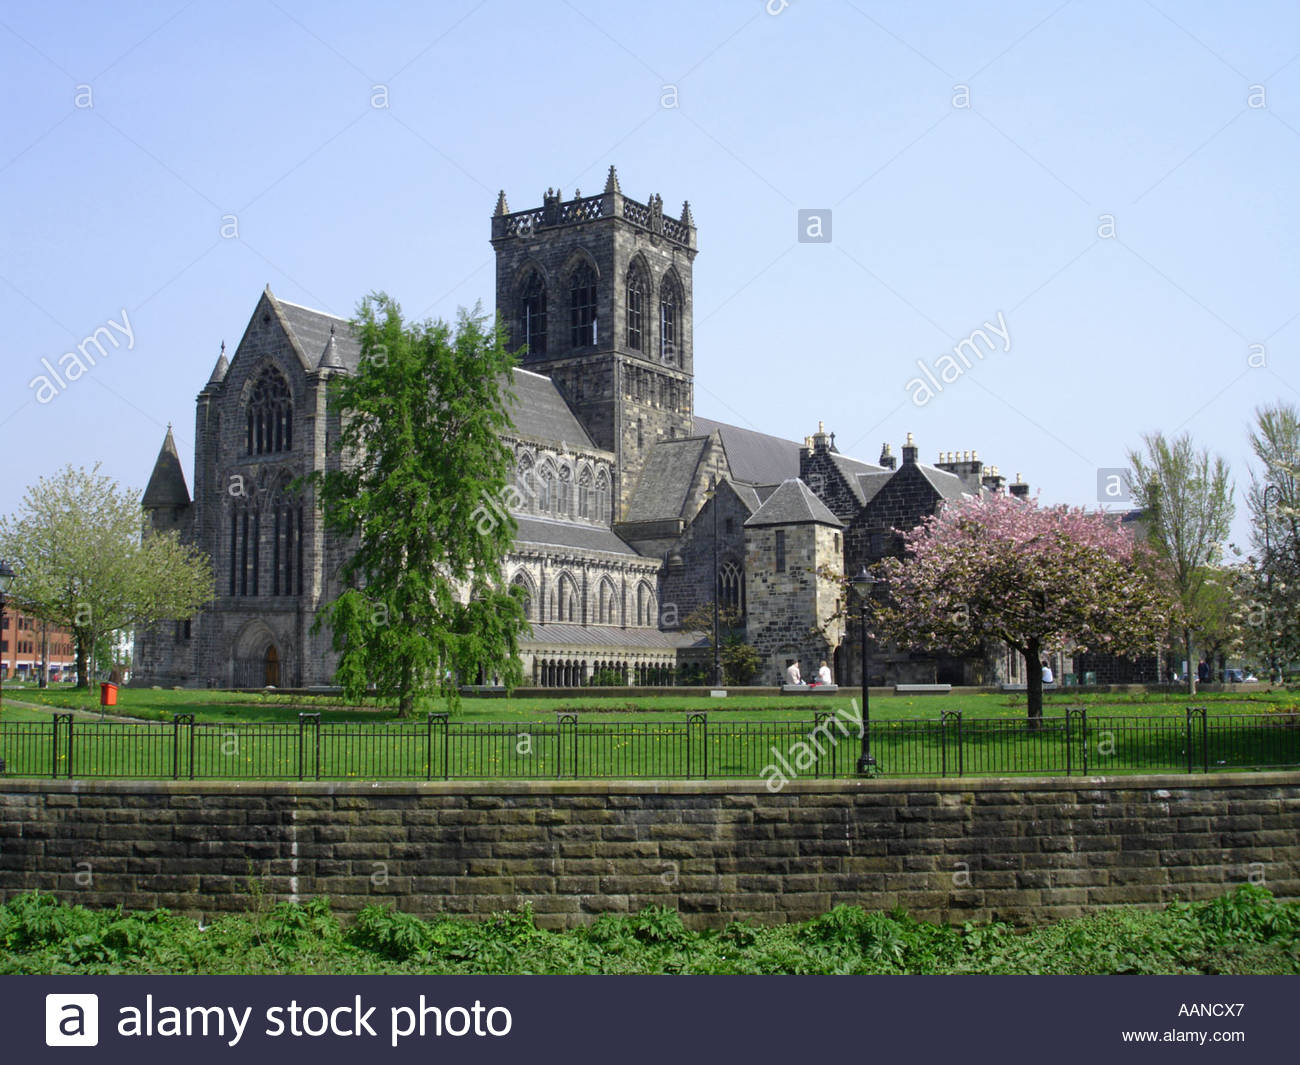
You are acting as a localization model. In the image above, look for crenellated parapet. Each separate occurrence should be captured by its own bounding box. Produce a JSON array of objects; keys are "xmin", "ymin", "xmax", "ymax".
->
[{"xmin": 492, "ymin": 170, "xmax": 696, "ymax": 252}]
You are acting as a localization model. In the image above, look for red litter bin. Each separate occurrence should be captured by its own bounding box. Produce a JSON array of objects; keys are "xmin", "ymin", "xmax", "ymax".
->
[{"xmin": 100, "ymin": 682, "xmax": 118, "ymax": 707}]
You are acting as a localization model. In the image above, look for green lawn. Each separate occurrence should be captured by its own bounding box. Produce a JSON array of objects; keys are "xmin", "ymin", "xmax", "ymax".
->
[
  {"xmin": 6, "ymin": 683, "xmax": 1298, "ymax": 724},
  {"xmin": 2, "ymin": 691, "xmax": 1297, "ymax": 781}
]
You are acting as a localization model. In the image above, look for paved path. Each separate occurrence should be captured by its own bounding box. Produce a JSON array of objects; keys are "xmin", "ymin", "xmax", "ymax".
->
[{"xmin": 1, "ymin": 696, "xmax": 141, "ymax": 723}]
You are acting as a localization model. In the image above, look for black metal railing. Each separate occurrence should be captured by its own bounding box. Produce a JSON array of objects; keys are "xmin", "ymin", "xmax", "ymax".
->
[{"xmin": 0, "ymin": 709, "xmax": 1296, "ymax": 782}]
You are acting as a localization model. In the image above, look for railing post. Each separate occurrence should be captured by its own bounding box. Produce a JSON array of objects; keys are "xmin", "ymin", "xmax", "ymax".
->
[
  {"xmin": 1195, "ymin": 706, "xmax": 1209, "ymax": 773},
  {"xmin": 1080, "ymin": 709, "xmax": 1088, "ymax": 775},
  {"xmin": 556, "ymin": 713, "xmax": 577, "ymax": 778},
  {"xmin": 64, "ymin": 714, "xmax": 74, "ymax": 779},
  {"xmin": 426, "ymin": 713, "xmax": 433, "ymax": 781},
  {"xmin": 940, "ymin": 711, "xmax": 948, "ymax": 778},
  {"xmin": 941, "ymin": 712, "xmax": 961, "ymax": 780},
  {"xmin": 687, "ymin": 712, "xmax": 707, "ymax": 780},
  {"xmin": 172, "ymin": 714, "xmax": 194, "ymax": 780},
  {"xmin": 813, "ymin": 712, "xmax": 831, "ymax": 779},
  {"xmin": 1185, "ymin": 707, "xmax": 1193, "ymax": 774},
  {"xmin": 51, "ymin": 713, "xmax": 61, "ymax": 779},
  {"xmin": 427, "ymin": 712, "xmax": 448, "ymax": 781},
  {"xmin": 298, "ymin": 713, "xmax": 321, "ymax": 781}
]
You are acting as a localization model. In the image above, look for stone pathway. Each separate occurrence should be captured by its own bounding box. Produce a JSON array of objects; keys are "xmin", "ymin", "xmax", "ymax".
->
[{"xmin": 1, "ymin": 695, "xmax": 141, "ymax": 723}]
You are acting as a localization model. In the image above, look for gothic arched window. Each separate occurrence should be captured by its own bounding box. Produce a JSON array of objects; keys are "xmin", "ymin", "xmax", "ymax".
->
[
  {"xmin": 516, "ymin": 453, "xmax": 534, "ymax": 507},
  {"xmin": 719, "ymin": 560, "xmax": 745, "ymax": 616},
  {"xmin": 557, "ymin": 466, "xmax": 571, "ymax": 517},
  {"xmin": 555, "ymin": 573, "xmax": 579, "ymax": 622},
  {"xmin": 246, "ymin": 368, "xmax": 293, "ymax": 455},
  {"xmin": 578, "ymin": 467, "xmax": 592, "ymax": 519},
  {"xmin": 597, "ymin": 578, "xmax": 618, "ymax": 625},
  {"xmin": 595, "ymin": 469, "xmax": 610, "ymax": 522},
  {"xmin": 511, "ymin": 572, "xmax": 535, "ymax": 622},
  {"xmin": 635, "ymin": 582, "xmax": 656, "ymax": 627},
  {"xmin": 570, "ymin": 262, "xmax": 597, "ymax": 347},
  {"xmin": 626, "ymin": 266, "xmax": 646, "ymax": 351},
  {"xmin": 659, "ymin": 279, "xmax": 680, "ymax": 365},
  {"xmin": 520, "ymin": 270, "xmax": 547, "ymax": 356},
  {"xmin": 537, "ymin": 462, "xmax": 554, "ymax": 512}
]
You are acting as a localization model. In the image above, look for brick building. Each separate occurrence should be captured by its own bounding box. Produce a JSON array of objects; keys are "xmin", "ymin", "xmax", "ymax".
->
[
  {"xmin": 1, "ymin": 610, "xmax": 76, "ymax": 682},
  {"xmin": 134, "ymin": 168, "xmax": 1032, "ymax": 689}
]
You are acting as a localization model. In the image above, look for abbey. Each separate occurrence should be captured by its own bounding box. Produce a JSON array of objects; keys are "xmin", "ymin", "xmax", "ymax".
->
[{"xmin": 134, "ymin": 167, "xmax": 1032, "ymax": 689}]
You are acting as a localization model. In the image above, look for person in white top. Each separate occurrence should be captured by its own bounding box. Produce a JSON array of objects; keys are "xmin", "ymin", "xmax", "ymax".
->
[
  {"xmin": 817, "ymin": 660, "xmax": 833, "ymax": 685},
  {"xmin": 1041, "ymin": 660, "xmax": 1054, "ymax": 685},
  {"xmin": 784, "ymin": 660, "xmax": 803, "ymax": 686}
]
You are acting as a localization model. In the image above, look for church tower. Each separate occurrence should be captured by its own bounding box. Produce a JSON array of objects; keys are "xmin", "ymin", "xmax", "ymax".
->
[{"xmin": 490, "ymin": 166, "xmax": 698, "ymax": 517}]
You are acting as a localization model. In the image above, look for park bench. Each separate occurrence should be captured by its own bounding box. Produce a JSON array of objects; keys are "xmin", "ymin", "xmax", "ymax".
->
[
  {"xmin": 781, "ymin": 683, "xmax": 839, "ymax": 694},
  {"xmin": 894, "ymin": 683, "xmax": 951, "ymax": 695}
]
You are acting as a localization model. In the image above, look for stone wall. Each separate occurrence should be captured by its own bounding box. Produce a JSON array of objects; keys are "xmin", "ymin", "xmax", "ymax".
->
[{"xmin": 3, "ymin": 775, "xmax": 1294, "ymax": 929}]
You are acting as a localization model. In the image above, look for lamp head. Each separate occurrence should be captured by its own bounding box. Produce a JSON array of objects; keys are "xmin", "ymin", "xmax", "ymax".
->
[
  {"xmin": 851, "ymin": 565, "xmax": 878, "ymax": 598},
  {"xmin": 0, "ymin": 559, "xmax": 14, "ymax": 596}
]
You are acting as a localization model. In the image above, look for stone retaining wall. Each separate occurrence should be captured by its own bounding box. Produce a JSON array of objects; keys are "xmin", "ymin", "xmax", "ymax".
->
[{"xmin": 1, "ymin": 774, "xmax": 1296, "ymax": 928}]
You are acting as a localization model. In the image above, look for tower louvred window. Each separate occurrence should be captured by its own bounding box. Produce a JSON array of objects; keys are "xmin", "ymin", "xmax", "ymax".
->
[
  {"xmin": 626, "ymin": 268, "xmax": 645, "ymax": 351},
  {"xmin": 521, "ymin": 271, "xmax": 547, "ymax": 355},
  {"xmin": 570, "ymin": 263, "xmax": 597, "ymax": 347}
]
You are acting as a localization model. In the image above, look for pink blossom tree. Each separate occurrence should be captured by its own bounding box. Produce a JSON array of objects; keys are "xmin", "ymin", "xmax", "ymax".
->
[{"xmin": 876, "ymin": 493, "xmax": 1172, "ymax": 723}]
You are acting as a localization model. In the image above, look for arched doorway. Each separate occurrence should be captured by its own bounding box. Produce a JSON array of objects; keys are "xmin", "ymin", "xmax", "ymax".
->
[{"xmin": 264, "ymin": 645, "xmax": 280, "ymax": 687}]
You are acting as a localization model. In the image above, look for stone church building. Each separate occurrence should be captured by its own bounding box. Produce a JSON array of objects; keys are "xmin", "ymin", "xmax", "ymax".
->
[{"xmin": 134, "ymin": 167, "xmax": 1034, "ymax": 690}]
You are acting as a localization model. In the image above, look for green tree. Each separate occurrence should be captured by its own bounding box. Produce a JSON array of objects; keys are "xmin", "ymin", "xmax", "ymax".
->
[
  {"xmin": 680, "ymin": 603, "xmax": 760, "ymax": 685},
  {"xmin": 0, "ymin": 464, "xmax": 213, "ymax": 690},
  {"xmin": 1244, "ymin": 402, "xmax": 1300, "ymax": 679},
  {"xmin": 1127, "ymin": 432, "xmax": 1235, "ymax": 694},
  {"xmin": 309, "ymin": 295, "xmax": 527, "ymax": 716},
  {"xmin": 876, "ymin": 493, "xmax": 1170, "ymax": 724}
]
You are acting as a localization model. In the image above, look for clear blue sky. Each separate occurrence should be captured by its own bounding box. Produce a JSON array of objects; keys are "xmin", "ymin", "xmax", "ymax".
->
[{"xmin": 3, "ymin": 0, "xmax": 1297, "ymax": 550}]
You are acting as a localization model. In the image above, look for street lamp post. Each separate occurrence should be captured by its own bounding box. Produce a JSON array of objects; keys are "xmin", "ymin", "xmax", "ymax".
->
[
  {"xmin": 850, "ymin": 566, "xmax": 878, "ymax": 775},
  {"xmin": 709, "ymin": 475, "xmax": 721, "ymax": 687},
  {"xmin": 0, "ymin": 559, "xmax": 15, "ymax": 716},
  {"xmin": 1263, "ymin": 484, "xmax": 1281, "ymax": 685}
]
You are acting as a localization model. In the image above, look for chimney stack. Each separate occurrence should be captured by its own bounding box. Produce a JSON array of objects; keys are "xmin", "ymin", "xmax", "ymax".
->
[{"xmin": 901, "ymin": 432, "xmax": 918, "ymax": 466}]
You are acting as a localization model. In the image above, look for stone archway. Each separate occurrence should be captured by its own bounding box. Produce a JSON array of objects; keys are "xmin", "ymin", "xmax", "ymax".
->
[{"xmin": 231, "ymin": 619, "xmax": 290, "ymax": 688}]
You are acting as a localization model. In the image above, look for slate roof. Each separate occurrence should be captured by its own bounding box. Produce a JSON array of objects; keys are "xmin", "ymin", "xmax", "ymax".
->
[
  {"xmin": 693, "ymin": 416, "xmax": 801, "ymax": 484},
  {"xmin": 277, "ymin": 298, "xmax": 362, "ymax": 371},
  {"xmin": 744, "ymin": 478, "xmax": 843, "ymax": 528},
  {"xmin": 270, "ymin": 296, "xmax": 596, "ymax": 451},
  {"xmin": 919, "ymin": 464, "xmax": 972, "ymax": 501},
  {"xmin": 730, "ymin": 482, "xmax": 763, "ymax": 514},
  {"xmin": 505, "ymin": 369, "xmax": 597, "ymax": 449},
  {"xmin": 513, "ymin": 516, "xmax": 640, "ymax": 556},
  {"xmin": 855, "ymin": 470, "xmax": 894, "ymax": 506},
  {"xmin": 831, "ymin": 452, "xmax": 886, "ymax": 504},
  {"xmin": 624, "ymin": 435, "xmax": 710, "ymax": 522},
  {"xmin": 521, "ymin": 624, "xmax": 697, "ymax": 651},
  {"xmin": 142, "ymin": 427, "xmax": 191, "ymax": 508}
]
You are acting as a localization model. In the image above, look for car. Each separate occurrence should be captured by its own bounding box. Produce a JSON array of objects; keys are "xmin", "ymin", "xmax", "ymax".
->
[{"xmin": 1222, "ymin": 668, "xmax": 1245, "ymax": 683}]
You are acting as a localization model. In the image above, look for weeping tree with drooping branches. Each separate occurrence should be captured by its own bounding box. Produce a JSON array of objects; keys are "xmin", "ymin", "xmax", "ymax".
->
[{"xmin": 875, "ymin": 492, "xmax": 1172, "ymax": 723}]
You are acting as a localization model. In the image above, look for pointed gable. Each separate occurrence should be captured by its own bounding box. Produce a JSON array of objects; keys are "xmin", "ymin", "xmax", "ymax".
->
[
  {"xmin": 142, "ymin": 426, "xmax": 191, "ymax": 508},
  {"xmin": 745, "ymin": 478, "xmax": 843, "ymax": 528}
]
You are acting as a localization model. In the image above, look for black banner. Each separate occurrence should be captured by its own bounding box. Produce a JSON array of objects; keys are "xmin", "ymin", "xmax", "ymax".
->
[{"xmin": 6, "ymin": 975, "xmax": 1287, "ymax": 1062}]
